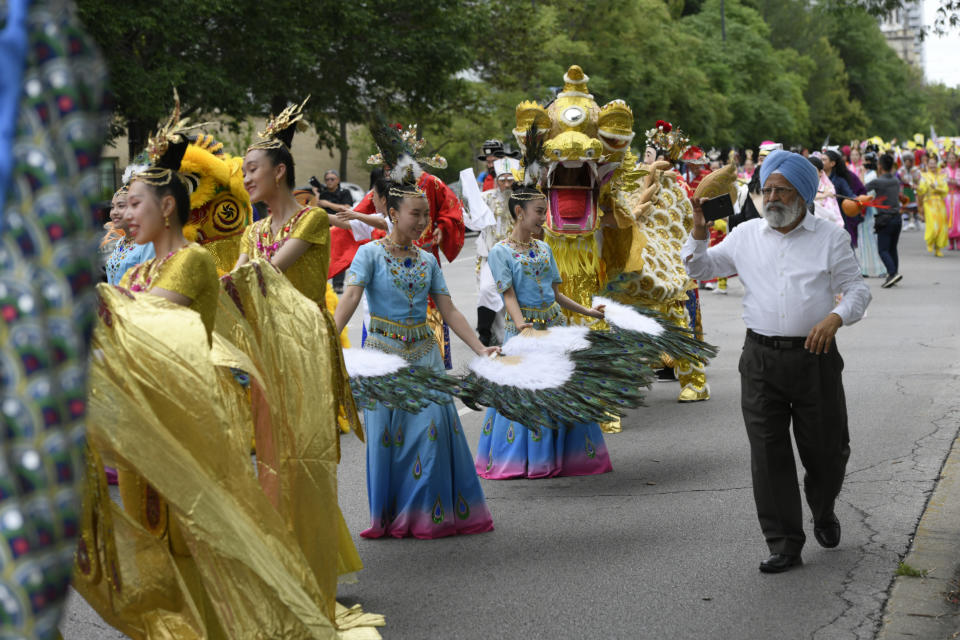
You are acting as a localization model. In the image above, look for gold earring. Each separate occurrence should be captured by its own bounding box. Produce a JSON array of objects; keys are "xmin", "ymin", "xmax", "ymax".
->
[{"xmin": 164, "ymin": 216, "xmax": 170, "ymax": 229}]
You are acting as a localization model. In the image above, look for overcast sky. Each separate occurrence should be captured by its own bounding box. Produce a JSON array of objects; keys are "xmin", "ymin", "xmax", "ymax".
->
[{"xmin": 924, "ymin": 2, "xmax": 960, "ymax": 87}]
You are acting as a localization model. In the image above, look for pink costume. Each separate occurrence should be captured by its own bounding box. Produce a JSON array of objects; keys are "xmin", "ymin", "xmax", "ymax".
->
[
  {"xmin": 944, "ymin": 164, "xmax": 960, "ymax": 248},
  {"xmin": 814, "ymin": 172, "xmax": 844, "ymax": 227}
]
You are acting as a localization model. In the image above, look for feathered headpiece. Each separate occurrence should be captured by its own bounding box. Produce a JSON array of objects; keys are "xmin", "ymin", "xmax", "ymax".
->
[
  {"xmin": 248, "ymin": 96, "xmax": 310, "ymax": 152},
  {"xmin": 513, "ymin": 123, "xmax": 546, "ymax": 201},
  {"xmin": 644, "ymin": 119, "xmax": 689, "ymax": 162},
  {"xmin": 136, "ymin": 89, "xmax": 207, "ymax": 189},
  {"xmin": 367, "ymin": 120, "xmax": 447, "ymax": 170},
  {"xmin": 387, "ymin": 155, "xmax": 427, "ymax": 199}
]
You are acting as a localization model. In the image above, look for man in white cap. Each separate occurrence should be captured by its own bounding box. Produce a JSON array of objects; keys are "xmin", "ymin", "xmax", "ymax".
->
[{"xmin": 682, "ymin": 150, "xmax": 872, "ymax": 573}]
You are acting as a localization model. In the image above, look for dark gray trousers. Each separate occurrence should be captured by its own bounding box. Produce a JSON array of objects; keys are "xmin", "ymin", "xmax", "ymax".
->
[{"xmin": 739, "ymin": 335, "xmax": 851, "ymax": 555}]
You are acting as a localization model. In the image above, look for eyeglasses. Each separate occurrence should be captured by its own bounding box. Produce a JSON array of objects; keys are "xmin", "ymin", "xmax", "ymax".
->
[{"xmin": 760, "ymin": 186, "xmax": 796, "ymax": 198}]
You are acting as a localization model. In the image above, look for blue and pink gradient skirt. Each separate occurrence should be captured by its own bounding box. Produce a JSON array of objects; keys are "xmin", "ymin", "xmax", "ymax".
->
[
  {"xmin": 474, "ymin": 408, "xmax": 613, "ymax": 479},
  {"xmin": 362, "ymin": 399, "xmax": 494, "ymax": 539}
]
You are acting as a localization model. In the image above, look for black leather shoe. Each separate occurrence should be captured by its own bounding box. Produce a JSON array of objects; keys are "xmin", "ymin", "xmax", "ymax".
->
[
  {"xmin": 759, "ymin": 553, "xmax": 803, "ymax": 573},
  {"xmin": 814, "ymin": 515, "xmax": 841, "ymax": 548}
]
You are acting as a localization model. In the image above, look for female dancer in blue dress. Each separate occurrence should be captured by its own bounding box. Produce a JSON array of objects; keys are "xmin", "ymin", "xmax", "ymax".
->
[
  {"xmin": 474, "ymin": 185, "xmax": 613, "ymax": 479},
  {"xmin": 335, "ymin": 171, "xmax": 498, "ymax": 539},
  {"xmin": 103, "ymin": 184, "xmax": 155, "ymax": 285}
]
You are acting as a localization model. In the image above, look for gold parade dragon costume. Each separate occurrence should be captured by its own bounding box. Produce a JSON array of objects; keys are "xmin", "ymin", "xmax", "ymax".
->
[{"xmin": 514, "ymin": 65, "xmax": 709, "ymax": 407}]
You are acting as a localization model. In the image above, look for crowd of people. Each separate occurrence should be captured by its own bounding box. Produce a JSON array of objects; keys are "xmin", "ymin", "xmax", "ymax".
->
[
  {"xmin": 682, "ymin": 137, "xmax": 960, "ymax": 292},
  {"xmin": 0, "ymin": 3, "xmax": 944, "ymax": 635},
  {"xmin": 84, "ymin": 87, "xmax": 953, "ymax": 634}
]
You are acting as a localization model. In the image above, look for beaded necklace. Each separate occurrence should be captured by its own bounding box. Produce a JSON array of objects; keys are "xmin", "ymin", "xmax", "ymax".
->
[
  {"xmin": 127, "ymin": 244, "xmax": 188, "ymax": 292},
  {"xmin": 255, "ymin": 206, "xmax": 309, "ymax": 259},
  {"xmin": 382, "ymin": 235, "xmax": 416, "ymax": 254},
  {"xmin": 505, "ymin": 236, "xmax": 536, "ymax": 252}
]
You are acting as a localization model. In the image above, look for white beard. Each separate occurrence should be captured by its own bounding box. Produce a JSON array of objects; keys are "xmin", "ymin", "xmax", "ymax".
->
[{"xmin": 762, "ymin": 198, "xmax": 805, "ymax": 229}]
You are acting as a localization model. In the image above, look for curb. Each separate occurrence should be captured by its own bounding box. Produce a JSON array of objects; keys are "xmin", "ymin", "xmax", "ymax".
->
[{"xmin": 877, "ymin": 425, "xmax": 960, "ymax": 639}]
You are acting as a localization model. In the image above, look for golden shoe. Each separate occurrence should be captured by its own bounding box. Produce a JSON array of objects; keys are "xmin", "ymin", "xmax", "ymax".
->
[
  {"xmin": 600, "ymin": 417, "xmax": 622, "ymax": 434},
  {"xmin": 678, "ymin": 385, "xmax": 710, "ymax": 403}
]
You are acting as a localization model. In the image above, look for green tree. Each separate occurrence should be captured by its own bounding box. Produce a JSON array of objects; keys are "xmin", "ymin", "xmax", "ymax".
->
[
  {"xmin": 760, "ymin": 0, "xmax": 869, "ymax": 143},
  {"xmin": 679, "ymin": 0, "xmax": 811, "ymax": 146},
  {"xmin": 76, "ymin": 0, "xmax": 480, "ymax": 176}
]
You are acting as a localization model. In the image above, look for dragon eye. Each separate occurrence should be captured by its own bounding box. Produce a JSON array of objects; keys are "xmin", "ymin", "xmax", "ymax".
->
[{"xmin": 561, "ymin": 106, "xmax": 586, "ymax": 126}]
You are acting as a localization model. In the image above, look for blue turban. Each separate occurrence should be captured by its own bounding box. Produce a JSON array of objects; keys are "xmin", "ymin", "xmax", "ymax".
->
[{"xmin": 759, "ymin": 149, "xmax": 819, "ymax": 204}]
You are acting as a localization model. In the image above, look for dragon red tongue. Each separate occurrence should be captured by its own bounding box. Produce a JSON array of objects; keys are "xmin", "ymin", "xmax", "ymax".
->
[{"xmin": 555, "ymin": 189, "xmax": 589, "ymax": 218}]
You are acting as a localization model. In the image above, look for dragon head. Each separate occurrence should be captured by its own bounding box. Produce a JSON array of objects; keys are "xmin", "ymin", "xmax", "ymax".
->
[{"xmin": 514, "ymin": 65, "xmax": 636, "ymax": 236}]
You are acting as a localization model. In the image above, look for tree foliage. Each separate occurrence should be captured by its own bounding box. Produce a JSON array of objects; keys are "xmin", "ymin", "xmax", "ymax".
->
[
  {"xmin": 76, "ymin": 0, "xmax": 479, "ymax": 158},
  {"xmin": 78, "ymin": 0, "xmax": 960, "ymax": 177}
]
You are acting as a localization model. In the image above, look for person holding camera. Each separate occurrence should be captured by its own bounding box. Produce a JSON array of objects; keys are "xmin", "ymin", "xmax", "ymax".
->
[{"xmin": 682, "ymin": 150, "xmax": 871, "ymax": 574}]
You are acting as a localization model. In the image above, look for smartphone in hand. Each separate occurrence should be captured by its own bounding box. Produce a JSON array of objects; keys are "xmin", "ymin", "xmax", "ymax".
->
[{"xmin": 701, "ymin": 193, "xmax": 734, "ymax": 222}]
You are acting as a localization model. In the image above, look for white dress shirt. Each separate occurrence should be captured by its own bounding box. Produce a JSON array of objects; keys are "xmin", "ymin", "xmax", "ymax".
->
[{"xmin": 682, "ymin": 214, "xmax": 871, "ymax": 337}]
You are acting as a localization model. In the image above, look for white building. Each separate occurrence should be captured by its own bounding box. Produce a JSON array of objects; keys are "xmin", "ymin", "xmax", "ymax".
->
[{"xmin": 879, "ymin": 1, "xmax": 925, "ymax": 71}]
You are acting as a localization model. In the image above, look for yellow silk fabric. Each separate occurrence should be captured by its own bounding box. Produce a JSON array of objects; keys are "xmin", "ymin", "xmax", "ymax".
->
[
  {"xmin": 240, "ymin": 209, "xmax": 357, "ymax": 435},
  {"xmin": 81, "ymin": 286, "xmax": 339, "ymax": 639},
  {"xmin": 216, "ymin": 261, "xmax": 363, "ymax": 619},
  {"xmin": 240, "ymin": 207, "xmax": 331, "ymax": 308},
  {"xmin": 201, "ymin": 235, "xmax": 242, "ymax": 275},
  {"xmin": 120, "ymin": 244, "xmax": 219, "ymax": 340}
]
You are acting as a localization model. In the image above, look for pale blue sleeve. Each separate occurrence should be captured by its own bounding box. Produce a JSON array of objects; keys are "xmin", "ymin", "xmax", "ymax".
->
[
  {"xmin": 487, "ymin": 243, "xmax": 513, "ymax": 293},
  {"xmin": 428, "ymin": 253, "xmax": 450, "ymax": 296},
  {"xmin": 141, "ymin": 242, "xmax": 155, "ymax": 261},
  {"xmin": 345, "ymin": 243, "xmax": 374, "ymax": 288}
]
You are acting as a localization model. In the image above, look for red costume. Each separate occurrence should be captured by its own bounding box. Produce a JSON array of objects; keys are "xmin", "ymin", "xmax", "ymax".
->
[
  {"xmin": 481, "ymin": 171, "xmax": 496, "ymax": 192},
  {"xmin": 328, "ymin": 171, "xmax": 465, "ymax": 278}
]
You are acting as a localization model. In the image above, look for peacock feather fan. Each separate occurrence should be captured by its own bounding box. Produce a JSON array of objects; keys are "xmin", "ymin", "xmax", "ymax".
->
[{"xmin": 343, "ymin": 348, "xmax": 463, "ymax": 413}]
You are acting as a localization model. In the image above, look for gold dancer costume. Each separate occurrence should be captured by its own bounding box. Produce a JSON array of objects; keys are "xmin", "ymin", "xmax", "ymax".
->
[
  {"xmin": 78, "ymin": 101, "xmax": 381, "ymax": 639},
  {"xmin": 237, "ymin": 99, "xmax": 365, "ymax": 583}
]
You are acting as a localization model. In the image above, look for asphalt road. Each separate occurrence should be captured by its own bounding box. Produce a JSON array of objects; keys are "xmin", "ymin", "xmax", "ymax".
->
[{"xmin": 61, "ymin": 228, "xmax": 960, "ymax": 640}]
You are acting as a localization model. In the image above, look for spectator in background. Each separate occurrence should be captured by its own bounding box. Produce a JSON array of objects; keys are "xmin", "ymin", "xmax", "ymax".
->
[
  {"xmin": 314, "ymin": 170, "xmax": 354, "ymax": 214},
  {"xmin": 313, "ymin": 169, "xmax": 356, "ymax": 293},
  {"xmin": 823, "ymin": 149, "xmax": 860, "ymax": 247},
  {"xmin": 808, "ymin": 155, "xmax": 844, "ymax": 228},
  {"xmin": 856, "ymin": 151, "xmax": 886, "ymax": 278},
  {"xmin": 865, "ymin": 154, "xmax": 903, "ymax": 288},
  {"xmin": 476, "ymin": 139, "xmax": 504, "ymax": 192},
  {"xmin": 847, "ymin": 147, "xmax": 864, "ymax": 182}
]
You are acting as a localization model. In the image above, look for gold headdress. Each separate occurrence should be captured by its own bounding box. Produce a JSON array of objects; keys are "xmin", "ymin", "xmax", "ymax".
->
[
  {"xmin": 644, "ymin": 119, "xmax": 689, "ymax": 162},
  {"xmin": 136, "ymin": 89, "xmax": 207, "ymax": 188},
  {"xmin": 387, "ymin": 156, "xmax": 427, "ymax": 199},
  {"xmin": 247, "ymin": 96, "xmax": 310, "ymax": 152},
  {"xmin": 367, "ymin": 122, "xmax": 447, "ymax": 170}
]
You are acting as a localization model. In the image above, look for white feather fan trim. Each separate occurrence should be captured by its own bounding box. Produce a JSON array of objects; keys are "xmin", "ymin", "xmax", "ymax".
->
[
  {"xmin": 468, "ymin": 351, "xmax": 573, "ymax": 390},
  {"xmin": 343, "ymin": 348, "xmax": 407, "ymax": 378},
  {"xmin": 592, "ymin": 296, "xmax": 665, "ymax": 336},
  {"xmin": 500, "ymin": 326, "xmax": 591, "ymax": 356}
]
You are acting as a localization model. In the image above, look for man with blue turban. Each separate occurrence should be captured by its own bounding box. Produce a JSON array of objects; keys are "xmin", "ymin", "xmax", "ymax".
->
[{"xmin": 681, "ymin": 150, "xmax": 872, "ymax": 573}]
